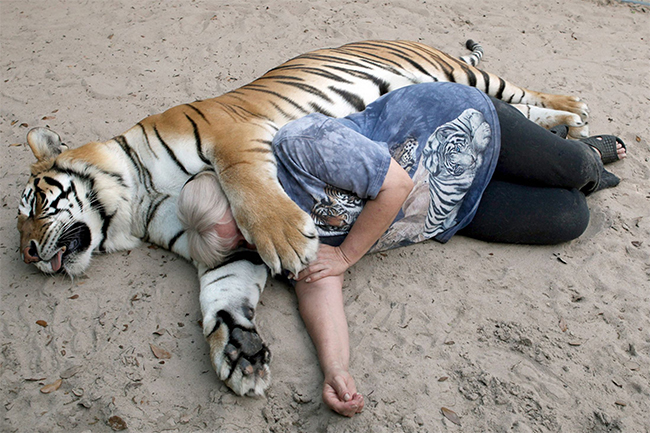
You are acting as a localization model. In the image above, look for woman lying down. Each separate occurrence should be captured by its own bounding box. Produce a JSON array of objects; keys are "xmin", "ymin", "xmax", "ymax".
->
[{"xmin": 177, "ymin": 82, "xmax": 626, "ymax": 417}]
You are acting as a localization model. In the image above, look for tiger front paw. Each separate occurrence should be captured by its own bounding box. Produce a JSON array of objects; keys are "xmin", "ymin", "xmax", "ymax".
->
[
  {"xmin": 206, "ymin": 311, "xmax": 271, "ymax": 396},
  {"xmin": 240, "ymin": 198, "xmax": 319, "ymax": 276}
]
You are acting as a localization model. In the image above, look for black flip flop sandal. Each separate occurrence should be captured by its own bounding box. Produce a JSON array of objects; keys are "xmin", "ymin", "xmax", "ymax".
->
[
  {"xmin": 549, "ymin": 124, "xmax": 569, "ymax": 139},
  {"xmin": 580, "ymin": 135, "xmax": 626, "ymax": 165}
]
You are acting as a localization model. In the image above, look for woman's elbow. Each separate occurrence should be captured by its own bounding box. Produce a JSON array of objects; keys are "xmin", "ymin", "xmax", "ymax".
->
[{"xmin": 399, "ymin": 172, "xmax": 414, "ymax": 198}]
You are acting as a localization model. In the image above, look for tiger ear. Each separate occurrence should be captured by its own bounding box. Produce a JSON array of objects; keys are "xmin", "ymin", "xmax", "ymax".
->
[{"xmin": 26, "ymin": 127, "xmax": 68, "ymax": 162}]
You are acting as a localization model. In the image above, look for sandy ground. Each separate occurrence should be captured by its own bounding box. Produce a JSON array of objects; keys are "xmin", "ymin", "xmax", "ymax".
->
[{"xmin": 1, "ymin": 0, "xmax": 649, "ymax": 432}]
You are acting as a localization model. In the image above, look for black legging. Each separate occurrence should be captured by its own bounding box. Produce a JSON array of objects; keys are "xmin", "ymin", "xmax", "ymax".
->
[{"xmin": 458, "ymin": 98, "xmax": 603, "ymax": 244}]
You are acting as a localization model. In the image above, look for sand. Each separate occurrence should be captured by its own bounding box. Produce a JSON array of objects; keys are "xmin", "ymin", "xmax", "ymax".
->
[{"xmin": 1, "ymin": 0, "xmax": 649, "ymax": 431}]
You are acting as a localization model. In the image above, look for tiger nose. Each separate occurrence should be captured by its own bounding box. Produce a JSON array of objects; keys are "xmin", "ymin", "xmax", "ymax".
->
[{"xmin": 23, "ymin": 241, "xmax": 41, "ymax": 264}]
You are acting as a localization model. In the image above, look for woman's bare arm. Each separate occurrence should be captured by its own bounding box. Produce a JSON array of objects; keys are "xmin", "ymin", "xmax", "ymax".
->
[
  {"xmin": 295, "ymin": 274, "xmax": 364, "ymax": 417},
  {"xmin": 296, "ymin": 158, "xmax": 413, "ymax": 282}
]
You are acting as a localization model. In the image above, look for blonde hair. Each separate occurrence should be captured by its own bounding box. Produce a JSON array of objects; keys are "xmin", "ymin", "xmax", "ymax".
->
[{"xmin": 177, "ymin": 171, "xmax": 238, "ymax": 267}]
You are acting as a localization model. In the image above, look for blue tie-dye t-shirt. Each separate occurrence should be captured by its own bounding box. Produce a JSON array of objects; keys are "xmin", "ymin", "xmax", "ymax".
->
[{"xmin": 273, "ymin": 82, "xmax": 500, "ymax": 251}]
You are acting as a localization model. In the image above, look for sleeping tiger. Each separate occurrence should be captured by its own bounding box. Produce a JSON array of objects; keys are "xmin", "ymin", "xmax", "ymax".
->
[{"xmin": 17, "ymin": 39, "xmax": 589, "ymax": 397}]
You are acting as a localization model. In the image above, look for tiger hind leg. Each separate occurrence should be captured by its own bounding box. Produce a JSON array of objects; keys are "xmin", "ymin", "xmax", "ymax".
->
[
  {"xmin": 515, "ymin": 91, "xmax": 590, "ymax": 139},
  {"xmin": 511, "ymin": 104, "xmax": 590, "ymax": 138},
  {"xmin": 456, "ymin": 39, "xmax": 588, "ymax": 138}
]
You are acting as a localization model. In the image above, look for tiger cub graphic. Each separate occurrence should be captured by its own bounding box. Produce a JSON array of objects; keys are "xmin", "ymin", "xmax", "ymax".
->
[{"xmin": 310, "ymin": 185, "xmax": 364, "ymax": 233}]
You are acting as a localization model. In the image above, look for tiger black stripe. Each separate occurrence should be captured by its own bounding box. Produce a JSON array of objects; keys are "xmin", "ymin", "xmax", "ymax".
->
[
  {"xmin": 213, "ymin": 101, "xmax": 250, "ymax": 122},
  {"xmin": 215, "ymin": 95, "xmax": 270, "ymax": 122},
  {"xmin": 377, "ymin": 78, "xmax": 391, "ymax": 95},
  {"xmin": 42, "ymin": 176, "xmax": 64, "ymax": 192},
  {"xmin": 54, "ymin": 162, "xmax": 129, "ymax": 190},
  {"xmin": 152, "ymin": 126, "xmax": 191, "ymax": 176},
  {"xmin": 496, "ymin": 77, "xmax": 506, "ymax": 100},
  {"xmin": 144, "ymin": 194, "xmax": 170, "ymax": 231},
  {"xmin": 114, "ymin": 135, "xmax": 156, "ymax": 189},
  {"xmin": 230, "ymin": 102, "xmax": 273, "ymax": 123},
  {"xmin": 68, "ymin": 180, "xmax": 84, "ymax": 211},
  {"xmin": 478, "ymin": 70, "xmax": 491, "ymax": 93},
  {"xmin": 185, "ymin": 104, "xmax": 210, "ymax": 124},
  {"xmin": 202, "ymin": 271, "xmax": 236, "ymax": 286},
  {"xmin": 257, "ymin": 74, "xmax": 305, "ymax": 82},
  {"xmin": 268, "ymin": 101, "xmax": 295, "ymax": 120},
  {"xmin": 243, "ymin": 146, "xmax": 273, "ymax": 154},
  {"xmin": 322, "ymin": 66, "xmax": 395, "ymax": 94},
  {"xmin": 342, "ymin": 47, "xmax": 411, "ymax": 71},
  {"xmin": 328, "ymin": 87, "xmax": 366, "ymax": 112},
  {"xmin": 420, "ymin": 50, "xmax": 456, "ymax": 79},
  {"xmin": 394, "ymin": 44, "xmax": 451, "ymax": 72},
  {"xmin": 379, "ymin": 40, "xmax": 436, "ymax": 63},
  {"xmin": 351, "ymin": 40, "xmax": 433, "ymax": 65},
  {"xmin": 349, "ymin": 43, "xmax": 434, "ymax": 78},
  {"xmin": 308, "ymin": 102, "xmax": 336, "ymax": 118},
  {"xmin": 167, "ymin": 228, "xmax": 184, "ymax": 251},
  {"xmin": 342, "ymin": 54, "xmax": 409, "ymax": 78},
  {"xmin": 97, "ymin": 204, "xmax": 114, "ymax": 253},
  {"xmin": 238, "ymin": 86, "xmax": 310, "ymax": 115},
  {"xmin": 184, "ymin": 114, "xmax": 212, "ymax": 166},
  {"xmin": 137, "ymin": 123, "xmax": 158, "ymax": 158},
  {"xmin": 271, "ymin": 66, "xmax": 353, "ymax": 84},
  {"xmin": 459, "ymin": 63, "xmax": 478, "ymax": 87},
  {"xmin": 295, "ymin": 53, "xmax": 371, "ymax": 69},
  {"xmin": 276, "ymin": 80, "xmax": 334, "ymax": 103}
]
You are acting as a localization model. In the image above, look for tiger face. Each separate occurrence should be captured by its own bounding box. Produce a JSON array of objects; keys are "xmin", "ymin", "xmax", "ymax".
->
[
  {"xmin": 18, "ymin": 170, "xmax": 97, "ymax": 275},
  {"xmin": 18, "ymin": 127, "xmax": 137, "ymax": 276},
  {"xmin": 310, "ymin": 185, "xmax": 364, "ymax": 233},
  {"xmin": 422, "ymin": 108, "xmax": 491, "ymax": 178}
]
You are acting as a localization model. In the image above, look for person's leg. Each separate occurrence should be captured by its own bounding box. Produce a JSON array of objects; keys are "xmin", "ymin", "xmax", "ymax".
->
[
  {"xmin": 490, "ymin": 97, "xmax": 604, "ymax": 192},
  {"xmin": 459, "ymin": 179, "xmax": 590, "ymax": 244},
  {"xmin": 295, "ymin": 275, "xmax": 364, "ymax": 417}
]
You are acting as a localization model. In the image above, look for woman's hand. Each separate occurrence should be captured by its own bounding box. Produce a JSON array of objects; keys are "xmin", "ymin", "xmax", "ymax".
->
[
  {"xmin": 323, "ymin": 367, "xmax": 364, "ymax": 417},
  {"xmin": 293, "ymin": 244, "xmax": 351, "ymax": 283}
]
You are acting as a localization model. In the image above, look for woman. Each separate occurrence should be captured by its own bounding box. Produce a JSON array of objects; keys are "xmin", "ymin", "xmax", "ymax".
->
[{"xmin": 178, "ymin": 82, "xmax": 626, "ymax": 417}]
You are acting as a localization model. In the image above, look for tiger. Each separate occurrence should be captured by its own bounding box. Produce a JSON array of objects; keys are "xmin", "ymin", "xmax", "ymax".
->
[
  {"xmin": 310, "ymin": 185, "xmax": 365, "ymax": 234},
  {"xmin": 390, "ymin": 136, "xmax": 419, "ymax": 174},
  {"xmin": 17, "ymin": 39, "xmax": 590, "ymax": 397},
  {"xmin": 421, "ymin": 108, "xmax": 492, "ymax": 237}
]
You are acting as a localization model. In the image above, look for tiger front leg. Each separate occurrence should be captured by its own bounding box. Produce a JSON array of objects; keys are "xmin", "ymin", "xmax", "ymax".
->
[
  {"xmin": 199, "ymin": 261, "xmax": 272, "ymax": 396},
  {"xmin": 219, "ymin": 161, "xmax": 319, "ymax": 276}
]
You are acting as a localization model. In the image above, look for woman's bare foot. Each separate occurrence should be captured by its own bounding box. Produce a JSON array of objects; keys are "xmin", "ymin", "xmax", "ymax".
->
[{"xmin": 323, "ymin": 368, "xmax": 364, "ymax": 417}]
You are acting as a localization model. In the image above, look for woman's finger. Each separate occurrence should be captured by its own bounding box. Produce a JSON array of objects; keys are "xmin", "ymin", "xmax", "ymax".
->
[
  {"xmin": 305, "ymin": 269, "xmax": 330, "ymax": 283},
  {"xmin": 295, "ymin": 265, "xmax": 316, "ymax": 281}
]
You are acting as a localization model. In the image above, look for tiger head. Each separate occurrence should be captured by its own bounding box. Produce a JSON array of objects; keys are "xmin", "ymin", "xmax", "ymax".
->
[
  {"xmin": 310, "ymin": 185, "xmax": 363, "ymax": 233},
  {"xmin": 422, "ymin": 108, "xmax": 491, "ymax": 177},
  {"xmin": 17, "ymin": 128, "xmax": 133, "ymax": 276}
]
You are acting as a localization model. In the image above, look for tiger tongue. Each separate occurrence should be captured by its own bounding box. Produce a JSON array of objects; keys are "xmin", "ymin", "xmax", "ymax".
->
[{"xmin": 51, "ymin": 249, "xmax": 64, "ymax": 272}]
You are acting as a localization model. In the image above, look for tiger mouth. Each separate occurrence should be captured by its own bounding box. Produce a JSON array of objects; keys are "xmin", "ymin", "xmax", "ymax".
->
[{"xmin": 48, "ymin": 222, "xmax": 91, "ymax": 273}]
